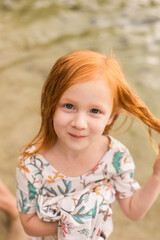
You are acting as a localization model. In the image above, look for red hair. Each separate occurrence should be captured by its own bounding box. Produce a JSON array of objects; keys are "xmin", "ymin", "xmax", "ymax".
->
[{"xmin": 20, "ymin": 50, "xmax": 160, "ymax": 160}]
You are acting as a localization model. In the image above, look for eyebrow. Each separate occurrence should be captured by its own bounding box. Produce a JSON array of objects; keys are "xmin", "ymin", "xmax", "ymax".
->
[
  {"xmin": 91, "ymin": 104, "xmax": 106, "ymax": 109},
  {"xmin": 59, "ymin": 98, "xmax": 77, "ymax": 104}
]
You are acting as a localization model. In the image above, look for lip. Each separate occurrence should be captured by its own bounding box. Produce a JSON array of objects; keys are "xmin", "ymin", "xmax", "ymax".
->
[{"xmin": 68, "ymin": 133, "xmax": 86, "ymax": 139}]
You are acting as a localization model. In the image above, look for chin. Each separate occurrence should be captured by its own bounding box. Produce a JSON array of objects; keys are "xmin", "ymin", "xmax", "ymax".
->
[{"xmin": 67, "ymin": 142, "xmax": 89, "ymax": 152}]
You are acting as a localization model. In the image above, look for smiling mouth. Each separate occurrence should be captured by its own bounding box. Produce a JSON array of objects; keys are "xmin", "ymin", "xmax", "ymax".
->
[{"xmin": 68, "ymin": 133, "xmax": 86, "ymax": 139}]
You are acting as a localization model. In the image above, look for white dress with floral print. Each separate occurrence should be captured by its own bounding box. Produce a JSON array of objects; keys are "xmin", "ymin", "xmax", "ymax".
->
[{"xmin": 16, "ymin": 136, "xmax": 140, "ymax": 240}]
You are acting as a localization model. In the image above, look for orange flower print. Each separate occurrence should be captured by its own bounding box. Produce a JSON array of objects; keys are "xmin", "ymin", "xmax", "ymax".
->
[
  {"xmin": 46, "ymin": 171, "xmax": 64, "ymax": 183},
  {"xmin": 61, "ymin": 215, "xmax": 74, "ymax": 238},
  {"xmin": 18, "ymin": 161, "xmax": 30, "ymax": 173}
]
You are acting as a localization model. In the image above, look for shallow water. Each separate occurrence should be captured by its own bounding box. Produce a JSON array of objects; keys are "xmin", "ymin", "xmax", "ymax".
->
[{"xmin": 0, "ymin": 0, "xmax": 160, "ymax": 239}]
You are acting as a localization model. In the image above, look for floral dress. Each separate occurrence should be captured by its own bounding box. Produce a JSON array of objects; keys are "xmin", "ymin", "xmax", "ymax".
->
[{"xmin": 16, "ymin": 136, "xmax": 140, "ymax": 240}]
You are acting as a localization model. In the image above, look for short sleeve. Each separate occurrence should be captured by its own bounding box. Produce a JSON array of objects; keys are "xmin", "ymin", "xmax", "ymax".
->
[
  {"xmin": 16, "ymin": 167, "xmax": 37, "ymax": 214},
  {"xmin": 16, "ymin": 154, "xmax": 43, "ymax": 214},
  {"xmin": 107, "ymin": 140, "xmax": 140, "ymax": 199}
]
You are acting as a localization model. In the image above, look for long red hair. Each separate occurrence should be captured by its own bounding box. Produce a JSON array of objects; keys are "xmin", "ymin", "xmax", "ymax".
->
[{"xmin": 21, "ymin": 50, "xmax": 160, "ymax": 159}]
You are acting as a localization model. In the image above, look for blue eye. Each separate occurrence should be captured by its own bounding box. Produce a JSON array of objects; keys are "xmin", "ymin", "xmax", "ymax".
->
[
  {"xmin": 90, "ymin": 108, "xmax": 100, "ymax": 114},
  {"xmin": 65, "ymin": 104, "xmax": 74, "ymax": 109}
]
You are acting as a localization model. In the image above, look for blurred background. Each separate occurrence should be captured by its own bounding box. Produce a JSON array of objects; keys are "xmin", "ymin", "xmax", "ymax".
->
[{"xmin": 0, "ymin": 0, "xmax": 160, "ymax": 239}]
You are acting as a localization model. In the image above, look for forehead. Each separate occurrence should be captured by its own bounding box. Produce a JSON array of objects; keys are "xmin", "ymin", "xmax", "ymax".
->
[{"xmin": 60, "ymin": 78, "xmax": 113, "ymax": 107}]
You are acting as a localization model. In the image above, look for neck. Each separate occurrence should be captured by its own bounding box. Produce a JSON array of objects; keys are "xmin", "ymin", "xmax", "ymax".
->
[
  {"xmin": 53, "ymin": 142, "xmax": 93, "ymax": 162},
  {"xmin": 51, "ymin": 135, "xmax": 108, "ymax": 163}
]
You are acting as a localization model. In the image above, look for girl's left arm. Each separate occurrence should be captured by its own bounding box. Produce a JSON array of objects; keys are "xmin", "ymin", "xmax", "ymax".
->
[{"xmin": 117, "ymin": 144, "xmax": 160, "ymax": 221}]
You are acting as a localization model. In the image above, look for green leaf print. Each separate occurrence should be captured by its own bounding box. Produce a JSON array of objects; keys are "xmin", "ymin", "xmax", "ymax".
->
[
  {"xmin": 34, "ymin": 156, "xmax": 49, "ymax": 168},
  {"xmin": 33, "ymin": 156, "xmax": 44, "ymax": 167},
  {"xmin": 113, "ymin": 151, "xmax": 124, "ymax": 174},
  {"xmin": 91, "ymin": 200, "xmax": 97, "ymax": 218},
  {"xmin": 57, "ymin": 179, "xmax": 76, "ymax": 195},
  {"xmin": 36, "ymin": 199, "xmax": 40, "ymax": 212},
  {"xmin": 76, "ymin": 193, "xmax": 87, "ymax": 208},
  {"xmin": 27, "ymin": 156, "xmax": 44, "ymax": 176},
  {"xmin": 28, "ymin": 182, "xmax": 36, "ymax": 200},
  {"xmin": 77, "ymin": 206, "xmax": 85, "ymax": 214},
  {"xmin": 56, "ymin": 211, "xmax": 61, "ymax": 217},
  {"xmin": 67, "ymin": 181, "xmax": 71, "ymax": 191},
  {"xmin": 73, "ymin": 216, "xmax": 84, "ymax": 224},
  {"xmin": 19, "ymin": 190, "xmax": 30, "ymax": 214},
  {"xmin": 71, "ymin": 200, "xmax": 98, "ymax": 224},
  {"xmin": 58, "ymin": 185, "xmax": 65, "ymax": 194},
  {"xmin": 44, "ymin": 186, "xmax": 57, "ymax": 196},
  {"xmin": 130, "ymin": 172, "xmax": 134, "ymax": 178}
]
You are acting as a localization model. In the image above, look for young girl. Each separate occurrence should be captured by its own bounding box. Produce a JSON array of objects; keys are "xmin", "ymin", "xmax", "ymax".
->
[{"xmin": 16, "ymin": 50, "xmax": 160, "ymax": 240}]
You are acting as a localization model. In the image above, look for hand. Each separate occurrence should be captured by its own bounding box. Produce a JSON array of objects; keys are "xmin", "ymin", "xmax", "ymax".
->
[{"xmin": 153, "ymin": 143, "xmax": 160, "ymax": 177}]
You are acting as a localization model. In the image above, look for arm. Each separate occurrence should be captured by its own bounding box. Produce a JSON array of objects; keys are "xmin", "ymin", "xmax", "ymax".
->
[
  {"xmin": 117, "ymin": 144, "xmax": 160, "ymax": 221},
  {"xmin": 19, "ymin": 212, "xmax": 58, "ymax": 237}
]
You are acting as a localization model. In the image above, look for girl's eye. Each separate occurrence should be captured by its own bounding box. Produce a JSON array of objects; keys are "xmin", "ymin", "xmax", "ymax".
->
[
  {"xmin": 90, "ymin": 108, "xmax": 100, "ymax": 114},
  {"xmin": 65, "ymin": 104, "xmax": 74, "ymax": 109}
]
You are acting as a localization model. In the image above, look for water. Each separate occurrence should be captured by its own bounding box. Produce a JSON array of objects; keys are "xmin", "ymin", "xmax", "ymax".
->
[
  {"xmin": 0, "ymin": 0, "xmax": 160, "ymax": 239},
  {"xmin": 1, "ymin": 1, "xmax": 160, "ymax": 93}
]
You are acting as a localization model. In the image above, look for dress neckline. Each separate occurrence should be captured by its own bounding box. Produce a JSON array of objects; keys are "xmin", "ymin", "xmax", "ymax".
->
[{"xmin": 36, "ymin": 135, "xmax": 114, "ymax": 180}]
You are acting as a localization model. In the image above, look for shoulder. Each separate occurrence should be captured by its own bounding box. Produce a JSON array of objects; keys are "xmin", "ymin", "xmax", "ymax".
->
[
  {"xmin": 109, "ymin": 136, "xmax": 129, "ymax": 152},
  {"xmin": 108, "ymin": 136, "xmax": 132, "ymax": 160},
  {"xmin": 17, "ymin": 148, "xmax": 45, "ymax": 185},
  {"xmin": 106, "ymin": 136, "xmax": 135, "ymax": 175}
]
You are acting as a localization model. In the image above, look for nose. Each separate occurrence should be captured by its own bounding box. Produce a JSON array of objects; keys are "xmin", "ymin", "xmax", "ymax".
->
[{"xmin": 71, "ymin": 113, "xmax": 87, "ymax": 130}]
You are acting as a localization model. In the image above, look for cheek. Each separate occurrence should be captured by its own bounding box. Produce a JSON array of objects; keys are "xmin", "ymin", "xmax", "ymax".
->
[
  {"xmin": 53, "ymin": 111, "xmax": 70, "ymax": 130},
  {"xmin": 53, "ymin": 117, "xmax": 63, "ymax": 132},
  {"xmin": 90, "ymin": 120, "xmax": 107, "ymax": 135}
]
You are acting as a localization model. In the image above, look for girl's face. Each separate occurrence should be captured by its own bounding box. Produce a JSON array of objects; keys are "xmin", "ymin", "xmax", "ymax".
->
[{"xmin": 53, "ymin": 78, "xmax": 113, "ymax": 153}]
